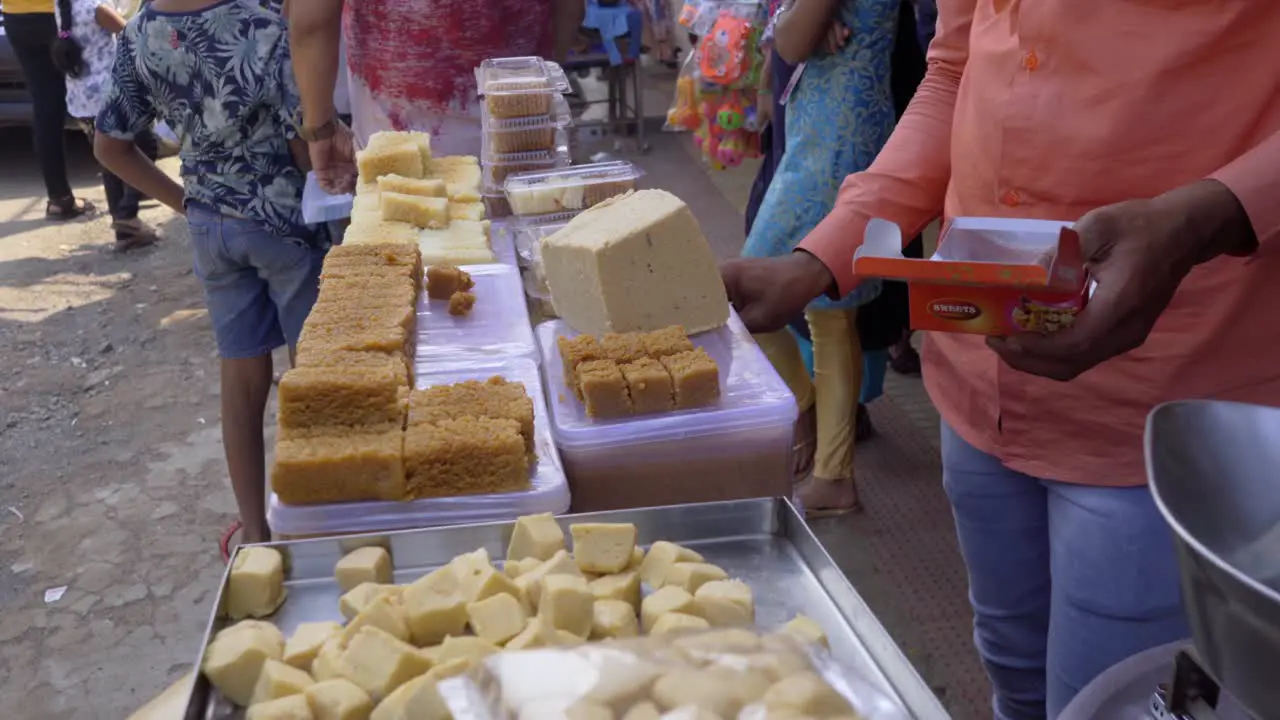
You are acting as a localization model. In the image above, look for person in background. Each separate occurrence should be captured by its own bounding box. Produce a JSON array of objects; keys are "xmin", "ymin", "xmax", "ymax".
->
[
  {"xmin": 51, "ymin": 0, "xmax": 160, "ymax": 250},
  {"xmin": 2, "ymin": 0, "xmax": 95, "ymax": 219},
  {"xmin": 775, "ymin": 0, "xmax": 926, "ymax": 444},
  {"xmin": 721, "ymin": 0, "xmax": 1278, "ymax": 715},
  {"xmin": 743, "ymin": 0, "xmax": 898, "ymax": 517},
  {"xmin": 289, "ymin": 0, "xmax": 575, "ymax": 194},
  {"xmin": 95, "ymin": 0, "xmax": 322, "ymax": 545}
]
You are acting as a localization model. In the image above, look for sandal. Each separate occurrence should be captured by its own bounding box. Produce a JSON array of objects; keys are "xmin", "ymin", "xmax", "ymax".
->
[
  {"xmin": 792, "ymin": 406, "xmax": 817, "ymax": 484},
  {"xmin": 855, "ymin": 403, "xmax": 876, "ymax": 443},
  {"xmin": 112, "ymin": 219, "xmax": 160, "ymax": 252},
  {"xmin": 796, "ymin": 475, "xmax": 863, "ymax": 519},
  {"xmin": 889, "ymin": 344, "xmax": 922, "ymax": 376},
  {"xmin": 46, "ymin": 196, "xmax": 95, "ymax": 221},
  {"xmin": 219, "ymin": 520, "xmax": 243, "ymax": 564}
]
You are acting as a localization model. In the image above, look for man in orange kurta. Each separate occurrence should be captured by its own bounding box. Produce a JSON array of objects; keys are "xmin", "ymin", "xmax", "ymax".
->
[{"xmin": 722, "ymin": 1, "xmax": 1279, "ymax": 717}]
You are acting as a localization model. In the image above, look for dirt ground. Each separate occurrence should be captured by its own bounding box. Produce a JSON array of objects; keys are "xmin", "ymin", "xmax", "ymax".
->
[{"xmin": 0, "ymin": 127, "xmax": 266, "ymax": 718}]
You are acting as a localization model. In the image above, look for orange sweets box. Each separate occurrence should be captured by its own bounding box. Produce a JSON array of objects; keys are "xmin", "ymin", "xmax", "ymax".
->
[{"xmin": 853, "ymin": 217, "xmax": 1091, "ymax": 336}]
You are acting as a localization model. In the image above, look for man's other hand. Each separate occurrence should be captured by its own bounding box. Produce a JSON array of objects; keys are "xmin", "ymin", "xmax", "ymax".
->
[
  {"xmin": 310, "ymin": 120, "xmax": 357, "ymax": 195},
  {"xmin": 721, "ymin": 252, "xmax": 834, "ymax": 333},
  {"xmin": 988, "ymin": 180, "xmax": 1256, "ymax": 381}
]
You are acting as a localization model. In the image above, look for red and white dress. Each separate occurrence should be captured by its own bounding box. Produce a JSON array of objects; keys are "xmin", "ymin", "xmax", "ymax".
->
[{"xmin": 343, "ymin": 0, "xmax": 553, "ymax": 155}]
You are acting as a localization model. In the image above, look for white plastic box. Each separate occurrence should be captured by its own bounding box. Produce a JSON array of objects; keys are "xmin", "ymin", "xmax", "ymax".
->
[
  {"xmin": 268, "ymin": 357, "xmax": 569, "ymax": 537},
  {"xmin": 416, "ymin": 264, "xmax": 536, "ymax": 363},
  {"xmin": 535, "ymin": 309, "xmax": 797, "ymax": 511}
]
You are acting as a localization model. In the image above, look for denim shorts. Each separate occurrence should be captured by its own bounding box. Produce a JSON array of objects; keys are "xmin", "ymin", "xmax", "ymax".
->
[{"xmin": 186, "ymin": 205, "xmax": 324, "ymax": 359}]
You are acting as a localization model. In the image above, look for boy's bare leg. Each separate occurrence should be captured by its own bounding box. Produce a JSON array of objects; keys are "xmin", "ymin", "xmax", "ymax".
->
[{"xmin": 221, "ymin": 354, "xmax": 274, "ymax": 543}]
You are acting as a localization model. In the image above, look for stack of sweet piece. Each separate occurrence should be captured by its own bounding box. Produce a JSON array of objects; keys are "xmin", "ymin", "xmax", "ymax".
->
[
  {"xmin": 271, "ymin": 241, "xmax": 419, "ymax": 505},
  {"xmin": 347, "ymin": 130, "xmax": 496, "ymax": 265},
  {"xmin": 557, "ymin": 326, "xmax": 721, "ymax": 418},
  {"xmin": 475, "ymin": 56, "xmax": 572, "ymax": 217}
]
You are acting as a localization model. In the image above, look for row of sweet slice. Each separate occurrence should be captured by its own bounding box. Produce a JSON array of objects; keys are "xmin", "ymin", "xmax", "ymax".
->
[
  {"xmin": 273, "ymin": 375, "xmax": 536, "ymax": 506},
  {"xmin": 558, "ymin": 327, "xmax": 719, "ymax": 418}
]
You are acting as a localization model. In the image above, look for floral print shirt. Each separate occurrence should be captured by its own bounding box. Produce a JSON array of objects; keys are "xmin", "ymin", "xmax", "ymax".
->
[{"xmin": 96, "ymin": 0, "xmax": 307, "ymax": 238}]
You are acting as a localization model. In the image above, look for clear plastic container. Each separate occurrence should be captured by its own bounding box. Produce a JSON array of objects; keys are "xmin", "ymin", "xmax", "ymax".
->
[
  {"xmin": 301, "ymin": 171, "xmax": 353, "ymax": 223},
  {"xmin": 483, "ymin": 95, "xmax": 573, "ymax": 154},
  {"xmin": 512, "ymin": 221, "xmax": 567, "ymax": 266},
  {"xmin": 503, "ymin": 160, "xmax": 643, "ymax": 217},
  {"xmin": 482, "ymin": 146, "xmax": 571, "ymax": 191},
  {"xmin": 476, "ymin": 56, "xmax": 571, "ymax": 119},
  {"xmin": 534, "ymin": 310, "xmax": 797, "ymax": 512},
  {"xmin": 484, "ymin": 192, "xmax": 513, "ymax": 218},
  {"xmin": 267, "ymin": 357, "xmax": 569, "ymax": 537},
  {"xmin": 418, "ymin": 264, "xmax": 537, "ymax": 362}
]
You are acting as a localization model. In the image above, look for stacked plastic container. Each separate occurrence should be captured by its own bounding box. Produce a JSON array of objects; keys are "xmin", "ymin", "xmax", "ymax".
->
[
  {"xmin": 475, "ymin": 57, "xmax": 574, "ymax": 218},
  {"xmin": 534, "ymin": 310, "xmax": 798, "ymax": 512}
]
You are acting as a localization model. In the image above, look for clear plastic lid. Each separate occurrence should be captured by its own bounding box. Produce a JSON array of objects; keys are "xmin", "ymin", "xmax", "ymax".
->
[
  {"xmin": 301, "ymin": 171, "xmax": 353, "ymax": 223},
  {"xmin": 267, "ymin": 357, "xmax": 569, "ymax": 536},
  {"xmin": 475, "ymin": 56, "xmax": 571, "ymax": 96},
  {"xmin": 512, "ymin": 221, "xmax": 567, "ymax": 264},
  {"xmin": 503, "ymin": 160, "xmax": 643, "ymax": 216},
  {"xmin": 417, "ymin": 265, "xmax": 538, "ymax": 362},
  {"xmin": 481, "ymin": 146, "xmax": 571, "ymax": 193},
  {"xmin": 482, "ymin": 94, "xmax": 573, "ymax": 132},
  {"xmin": 534, "ymin": 309, "xmax": 797, "ymax": 451}
]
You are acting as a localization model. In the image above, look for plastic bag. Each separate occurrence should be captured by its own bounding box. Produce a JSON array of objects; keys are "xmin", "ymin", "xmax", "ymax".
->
[{"xmin": 437, "ymin": 629, "xmax": 912, "ymax": 720}]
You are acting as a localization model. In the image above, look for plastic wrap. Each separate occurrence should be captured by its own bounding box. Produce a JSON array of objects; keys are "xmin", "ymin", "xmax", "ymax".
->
[
  {"xmin": 417, "ymin": 265, "xmax": 537, "ymax": 362},
  {"xmin": 438, "ymin": 630, "xmax": 910, "ymax": 720},
  {"xmin": 302, "ymin": 171, "xmax": 354, "ymax": 223}
]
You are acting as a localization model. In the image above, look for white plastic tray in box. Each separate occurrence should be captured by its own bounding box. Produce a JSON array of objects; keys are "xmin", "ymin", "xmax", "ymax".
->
[
  {"xmin": 417, "ymin": 264, "xmax": 536, "ymax": 361},
  {"xmin": 534, "ymin": 309, "xmax": 797, "ymax": 509},
  {"xmin": 267, "ymin": 357, "xmax": 569, "ymax": 536},
  {"xmin": 302, "ymin": 171, "xmax": 353, "ymax": 223}
]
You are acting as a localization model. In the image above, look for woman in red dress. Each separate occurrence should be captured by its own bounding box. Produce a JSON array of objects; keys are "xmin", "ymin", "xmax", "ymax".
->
[{"xmin": 290, "ymin": 0, "xmax": 561, "ymax": 191}]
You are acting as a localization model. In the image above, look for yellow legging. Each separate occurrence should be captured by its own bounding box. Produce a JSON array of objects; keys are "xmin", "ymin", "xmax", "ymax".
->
[{"xmin": 754, "ymin": 309, "xmax": 863, "ymax": 481}]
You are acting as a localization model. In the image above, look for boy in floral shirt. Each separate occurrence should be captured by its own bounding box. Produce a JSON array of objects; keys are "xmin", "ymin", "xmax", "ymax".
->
[{"xmin": 94, "ymin": 0, "xmax": 321, "ymax": 544}]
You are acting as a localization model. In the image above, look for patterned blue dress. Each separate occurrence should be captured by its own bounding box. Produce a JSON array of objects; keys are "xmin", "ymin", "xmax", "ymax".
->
[{"xmin": 742, "ymin": 0, "xmax": 897, "ymax": 311}]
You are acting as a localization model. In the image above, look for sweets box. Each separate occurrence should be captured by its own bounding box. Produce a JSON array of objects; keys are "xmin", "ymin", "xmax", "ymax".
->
[{"xmin": 853, "ymin": 216, "xmax": 1091, "ymax": 336}]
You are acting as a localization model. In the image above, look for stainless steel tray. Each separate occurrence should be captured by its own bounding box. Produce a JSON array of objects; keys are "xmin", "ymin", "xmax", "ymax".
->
[{"xmin": 184, "ymin": 498, "xmax": 948, "ymax": 719}]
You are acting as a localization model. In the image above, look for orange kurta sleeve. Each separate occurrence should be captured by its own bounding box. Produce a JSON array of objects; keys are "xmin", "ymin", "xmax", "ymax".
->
[
  {"xmin": 797, "ymin": 0, "xmax": 976, "ymax": 296},
  {"xmin": 1210, "ymin": 130, "xmax": 1280, "ymax": 245}
]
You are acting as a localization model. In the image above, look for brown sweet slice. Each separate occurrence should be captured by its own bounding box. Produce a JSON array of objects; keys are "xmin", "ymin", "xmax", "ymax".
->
[
  {"xmin": 660, "ymin": 348, "xmax": 720, "ymax": 410},
  {"xmin": 403, "ymin": 417, "xmax": 529, "ymax": 499},
  {"xmin": 619, "ymin": 357, "xmax": 674, "ymax": 415},
  {"xmin": 578, "ymin": 359, "xmax": 632, "ymax": 418},
  {"xmin": 558, "ymin": 335, "xmax": 604, "ymax": 399},
  {"xmin": 407, "ymin": 378, "xmax": 535, "ymax": 453},
  {"xmin": 271, "ymin": 429, "xmax": 406, "ymax": 504},
  {"xmin": 277, "ymin": 362, "xmax": 406, "ymax": 430},
  {"xmin": 640, "ymin": 325, "xmax": 695, "ymax": 359},
  {"xmin": 448, "ymin": 291, "xmax": 476, "ymax": 316},
  {"xmin": 600, "ymin": 332, "xmax": 648, "ymax": 364},
  {"xmin": 293, "ymin": 346, "xmax": 410, "ymax": 385},
  {"xmin": 426, "ymin": 264, "xmax": 474, "ymax": 300}
]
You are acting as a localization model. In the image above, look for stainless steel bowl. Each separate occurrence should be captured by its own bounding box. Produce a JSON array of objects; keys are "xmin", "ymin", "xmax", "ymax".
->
[{"xmin": 1146, "ymin": 400, "xmax": 1280, "ymax": 718}]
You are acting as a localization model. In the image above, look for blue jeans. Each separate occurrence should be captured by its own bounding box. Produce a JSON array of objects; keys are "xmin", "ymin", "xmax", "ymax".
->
[
  {"xmin": 186, "ymin": 204, "xmax": 324, "ymax": 359},
  {"xmin": 941, "ymin": 423, "xmax": 1188, "ymax": 719}
]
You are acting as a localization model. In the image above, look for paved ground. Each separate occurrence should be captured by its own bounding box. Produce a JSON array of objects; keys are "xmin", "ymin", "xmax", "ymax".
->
[{"xmin": 0, "ymin": 67, "xmax": 988, "ymax": 718}]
